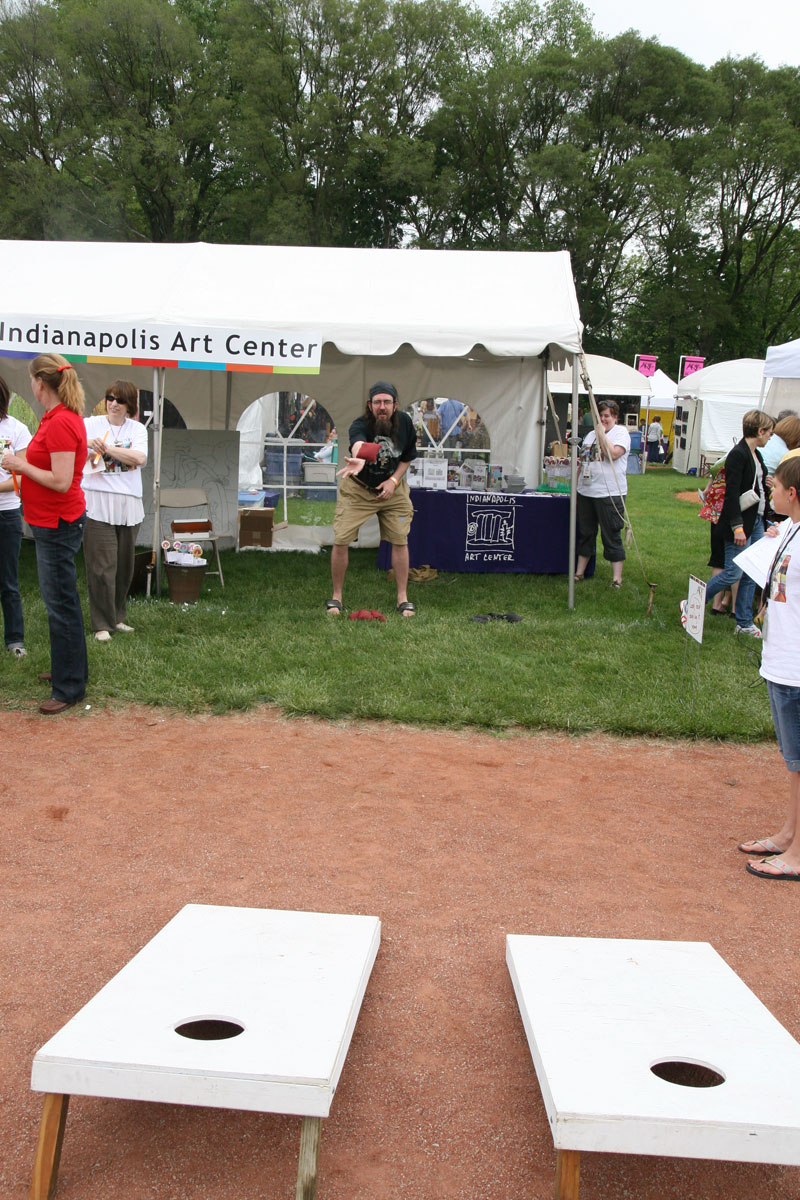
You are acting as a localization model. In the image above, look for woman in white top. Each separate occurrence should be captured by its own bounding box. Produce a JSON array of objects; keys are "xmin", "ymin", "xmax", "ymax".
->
[
  {"xmin": 575, "ymin": 399, "xmax": 631, "ymax": 588},
  {"xmin": 739, "ymin": 454, "xmax": 800, "ymax": 880},
  {"xmin": 0, "ymin": 374, "xmax": 32, "ymax": 655},
  {"xmin": 82, "ymin": 380, "xmax": 148, "ymax": 641}
]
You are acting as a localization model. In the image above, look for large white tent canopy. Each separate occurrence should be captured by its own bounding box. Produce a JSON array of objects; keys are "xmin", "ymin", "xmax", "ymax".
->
[
  {"xmin": 0, "ymin": 240, "xmax": 583, "ymax": 484},
  {"xmin": 673, "ymin": 358, "xmax": 766, "ymax": 472},
  {"xmin": 548, "ymin": 354, "xmax": 652, "ymax": 397},
  {"xmin": 761, "ymin": 337, "xmax": 800, "ymax": 415},
  {"xmin": 676, "ymin": 358, "xmax": 766, "ymax": 401}
]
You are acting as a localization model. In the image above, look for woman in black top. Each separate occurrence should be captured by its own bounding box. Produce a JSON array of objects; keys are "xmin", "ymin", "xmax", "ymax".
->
[{"xmin": 704, "ymin": 409, "xmax": 774, "ymax": 637}]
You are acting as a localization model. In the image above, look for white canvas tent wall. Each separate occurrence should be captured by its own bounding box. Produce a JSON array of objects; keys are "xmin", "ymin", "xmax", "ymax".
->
[
  {"xmin": 673, "ymin": 358, "xmax": 766, "ymax": 473},
  {"xmin": 0, "ymin": 241, "xmax": 583, "ymax": 497},
  {"xmin": 760, "ymin": 337, "xmax": 800, "ymax": 415},
  {"xmin": 237, "ymin": 394, "xmax": 280, "ymax": 490}
]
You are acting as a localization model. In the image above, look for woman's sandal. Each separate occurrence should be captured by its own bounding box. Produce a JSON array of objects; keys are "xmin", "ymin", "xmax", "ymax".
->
[
  {"xmin": 574, "ymin": 574, "xmax": 585, "ymax": 582},
  {"xmin": 325, "ymin": 599, "xmax": 344, "ymax": 615},
  {"xmin": 396, "ymin": 601, "xmax": 416, "ymax": 617}
]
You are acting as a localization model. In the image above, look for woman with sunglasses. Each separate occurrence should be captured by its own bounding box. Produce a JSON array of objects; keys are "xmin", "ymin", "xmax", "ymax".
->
[{"xmin": 82, "ymin": 381, "xmax": 148, "ymax": 642}]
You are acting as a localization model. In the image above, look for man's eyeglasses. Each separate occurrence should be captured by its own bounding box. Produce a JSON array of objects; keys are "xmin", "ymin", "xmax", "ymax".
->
[{"xmin": 370, "ymin": 397, "xmax": 395, "ymax": 406}]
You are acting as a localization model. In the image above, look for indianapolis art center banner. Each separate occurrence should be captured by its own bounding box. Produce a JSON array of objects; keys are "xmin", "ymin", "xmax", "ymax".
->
[{"xmin": 0, "ymin": 316, "xmax": 323, "ymax": 374}]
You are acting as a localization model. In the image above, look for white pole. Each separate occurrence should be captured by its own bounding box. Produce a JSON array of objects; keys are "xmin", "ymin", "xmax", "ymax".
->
[
  {"xmin": 568, "ymin": 354, "xmax": 580, "ymax": 611},
  {"xmin": 152, "ymin": 367, "xmax": 165, "ymax": 594}
]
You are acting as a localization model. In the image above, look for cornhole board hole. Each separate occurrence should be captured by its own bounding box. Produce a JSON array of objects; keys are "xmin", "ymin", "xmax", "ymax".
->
[
  {"xmin": 506, "ymin": 936, "xmax": 800, "ymax": 1199},
  {"xmin": 30, "ymin": 904, "xmax": 381, "ymax": 1199}
]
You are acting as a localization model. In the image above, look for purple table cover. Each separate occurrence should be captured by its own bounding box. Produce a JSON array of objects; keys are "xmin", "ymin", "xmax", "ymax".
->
[{"xmin": 376, "ymin": 489, "xmax": 572, "ymax": 574}]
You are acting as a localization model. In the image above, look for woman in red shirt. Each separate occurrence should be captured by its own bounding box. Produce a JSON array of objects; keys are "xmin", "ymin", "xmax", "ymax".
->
[{"xmin": 1, "ymin": 354, "xmax": 88, "ymax": 713}]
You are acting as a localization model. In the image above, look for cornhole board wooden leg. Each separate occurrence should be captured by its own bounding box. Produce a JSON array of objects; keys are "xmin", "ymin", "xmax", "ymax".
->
[
  {"xmin": 554, "ymin": 1149, "xmax": 580, "ymax": 1200},
  {"xmin": 295, "ymin": 1116, "xmax": 321, "ymax": 1200},
  {"xmin": 30, "ymin": 1093, "xmax": 69, "ymax": 1200}
]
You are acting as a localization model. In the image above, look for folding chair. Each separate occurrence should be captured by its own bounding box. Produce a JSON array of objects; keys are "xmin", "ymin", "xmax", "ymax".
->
[{"xmin": 159, "ymin": 488, "xmax": 224, "ymax": 587}]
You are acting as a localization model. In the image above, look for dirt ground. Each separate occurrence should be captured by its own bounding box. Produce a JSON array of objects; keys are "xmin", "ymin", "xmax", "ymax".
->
[{"xmin": 3, "ymin": 707, "xmax": 799, "ymax": 1200}]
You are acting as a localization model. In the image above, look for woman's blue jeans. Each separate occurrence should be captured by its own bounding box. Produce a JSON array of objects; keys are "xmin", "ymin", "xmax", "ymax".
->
[
  {"xmin": 0, "ymin": 507, "xmax": 24, "ymax": 647},
  {"xmin": 31, "ymin": 515, "xmax": 89, "ymax": 703},
  {"xmin": 705, "ymin": 517, "xmax": 764, "ymax": 626}
]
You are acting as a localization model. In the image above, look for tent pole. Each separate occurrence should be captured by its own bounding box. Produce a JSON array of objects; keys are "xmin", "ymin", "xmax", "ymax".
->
[
  {"xmin": 152, "ymin": 367, "xmax": 164, "ymax": 595},
  {"xmin": 642, "ymin": 399, "xmax": 651, "ymax": 474},
  {"xmin": 568, "ymin": 355, "xmax": 580, "ymax": 611}
]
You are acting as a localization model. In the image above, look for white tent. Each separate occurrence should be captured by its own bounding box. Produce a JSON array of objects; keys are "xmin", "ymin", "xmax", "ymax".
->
[
  {"xmin": 0, "ymin": 240, "xmax": 583, "ymax": 489},
  {"xmin": 673, "ymin": 358, "xmax": 765, "ymax": 473},
  {"xmin": 548, "ymin": 353, "xmax": 653, "ymax": 397},
  {"xmin": 639, "ymin": 368, "xmax": 677, "ymax": 413},
  {"xmin": 760, "ymin": 337, "xmax": 800, "ymax": 415}
]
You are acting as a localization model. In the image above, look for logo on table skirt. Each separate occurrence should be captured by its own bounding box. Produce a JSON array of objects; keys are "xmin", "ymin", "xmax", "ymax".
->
[{"xmin": 465, "ymin": 501, "xmax": 516, "ymax": 552}]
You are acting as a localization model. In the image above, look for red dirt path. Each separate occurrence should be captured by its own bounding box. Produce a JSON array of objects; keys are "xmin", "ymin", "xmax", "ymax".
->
[{"xmin": 3, "ymin": 707, "xmax": 799, "ymax": 1200}]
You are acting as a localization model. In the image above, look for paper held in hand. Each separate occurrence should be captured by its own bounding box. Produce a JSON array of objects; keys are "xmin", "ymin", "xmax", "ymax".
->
[{"xmin": 733, "ymin": 534, "xmax": 779, "ymax": 590}]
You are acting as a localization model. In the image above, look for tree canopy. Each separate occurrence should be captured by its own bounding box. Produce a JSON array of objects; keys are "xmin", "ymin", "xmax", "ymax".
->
[{"xmin": 1, "ymin": 0, "xmax": 799, "ymax": 371}]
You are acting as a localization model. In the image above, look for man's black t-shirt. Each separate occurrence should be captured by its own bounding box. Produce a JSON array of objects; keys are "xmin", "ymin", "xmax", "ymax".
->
[{"xmin": 348, "ymin": 411, "xmax": 417, "ymax": 490}]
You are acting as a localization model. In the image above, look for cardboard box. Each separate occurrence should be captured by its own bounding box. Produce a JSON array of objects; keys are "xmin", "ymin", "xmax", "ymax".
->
[
  {"xmin": 238, "ymin": 507, "xmax": 274, "ymax": 550},
  {"xmin": 303, "ymin": 461, "xmax": 336, "ymax": 483}
]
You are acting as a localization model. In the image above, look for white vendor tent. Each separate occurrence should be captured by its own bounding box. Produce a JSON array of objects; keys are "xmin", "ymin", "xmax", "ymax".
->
[
  {"xmin": 640, "ymin": 368, "xmax": 677, "ymax": 413},
  {"xmin": 760, "ymin": 337, "xmax": 800, "ymax": 415},
  {"xmin": 673, "ymin": 358, "xmax": 765, "ymax": 474},
  {"xmin": 548, "ymin": 354, "xmax": 653, "ymax": 398},
  {"xmin": 0, "ymin": 240, "xmax": 583, "ymax": 493}
]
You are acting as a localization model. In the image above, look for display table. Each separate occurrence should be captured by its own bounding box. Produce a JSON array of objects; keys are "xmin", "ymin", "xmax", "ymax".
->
[
  {"xmin": 376, "ymin": 488, "xmax": 571, "ymax": 573},
  {"xmin": 506, "ymin": 935, "xmax": 800, "ymax": 1199},
  {"xmin": 30, "ymin": 904, "xmax": 380, "ymax": 1199}
]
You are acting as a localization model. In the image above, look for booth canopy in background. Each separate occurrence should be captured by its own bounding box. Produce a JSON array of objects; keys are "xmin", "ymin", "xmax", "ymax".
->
[
  {"xmin": 547, "ymin": 354, "xmax": 653, "ymax": 399},
  {"xmin": 639, "ymin": 368, "xmax": 677, "ymax": 414},
  {"xmin": 761, "ymin": 337, "xmax": 800, "ymax": 415},
  {"xmin": 0, "ymin": 240, "xmax": 583, "ymax": 486},
  {"xmin": 673, "ymin": 358, "xmax": 766, "ymax": 473}
]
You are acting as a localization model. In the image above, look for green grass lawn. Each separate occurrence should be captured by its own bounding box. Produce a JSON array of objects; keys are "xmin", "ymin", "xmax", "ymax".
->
[{"xmin": 1, "ymin": 469, "xmax": 774, "ymax": 740}]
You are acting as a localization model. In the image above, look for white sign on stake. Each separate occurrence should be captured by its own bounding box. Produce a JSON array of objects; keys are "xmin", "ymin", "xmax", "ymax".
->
[{"xmin": 683, "ymin": 575, "xmax": 707, "ymax": 644}]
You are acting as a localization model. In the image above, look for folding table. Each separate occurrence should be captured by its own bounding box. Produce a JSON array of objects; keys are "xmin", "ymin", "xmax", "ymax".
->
[
  {"xmin": 506, "ymin": 935, "xmax": 800, "ymax": 1199},
  {"xmin": 30, "ymin": 904, "xmax": 381, "ymax": 1199}
]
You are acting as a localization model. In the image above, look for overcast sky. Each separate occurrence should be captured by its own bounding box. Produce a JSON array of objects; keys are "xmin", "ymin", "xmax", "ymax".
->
[{"xmin": 478, "ymin": 0, "xmax": 800, "ymax": 70}]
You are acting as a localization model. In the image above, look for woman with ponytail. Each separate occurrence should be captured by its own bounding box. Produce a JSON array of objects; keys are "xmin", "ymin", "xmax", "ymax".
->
[{"xmin": 1, "ymin": 354, "xmax": 88, "ymax": 713}]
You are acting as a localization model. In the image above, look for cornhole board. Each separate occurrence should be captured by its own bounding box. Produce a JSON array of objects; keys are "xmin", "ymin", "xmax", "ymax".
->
[
  {"xmin": 30, "ymin": 904, "xmax": 381, "ymax": 1199},
  {"xmin": 506, "ymin": 936, "xmax": 800, "ymax": 1199}
]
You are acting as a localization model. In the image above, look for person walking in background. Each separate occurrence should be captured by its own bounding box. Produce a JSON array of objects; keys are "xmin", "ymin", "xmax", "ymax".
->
[
  {"xmin": 698, "ymin": 409, "xmax": 774, "ymax": 638},
  {"xmin": 646, "ymin": 413, "xmax": 664, "ymax": 462},
  {"xmin": 437, "ymin": 396, "xmax": 467, "ymax": 447},
  {"xmin": 0, "ymin": 374, "xmax": 32, "ymax": 657},
  {"xmin": 739, "ymin": 455, "xmax": 800, "ymax": 879},
  {"xmin": 1, "ymin": 354, "xmax": 88, "ymax": 714},
  {"xmin": 82, "ymin": 380, "xmax": 148, "ymax": 643}
]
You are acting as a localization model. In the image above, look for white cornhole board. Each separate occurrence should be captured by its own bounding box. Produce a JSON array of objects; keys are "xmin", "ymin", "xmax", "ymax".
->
[
  {"xmin": 30, "ymin": 904, "xmax": 381, "ymax": 1199},
  {"xmin": 506, "ymin": 936, "xmax": 800, "ymax": 1197}
]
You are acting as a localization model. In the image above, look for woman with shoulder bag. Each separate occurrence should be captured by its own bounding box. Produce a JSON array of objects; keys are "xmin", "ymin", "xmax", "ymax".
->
[{"xmin": 699, "ymin": 409, "xmax": 774, "ymax": 638}]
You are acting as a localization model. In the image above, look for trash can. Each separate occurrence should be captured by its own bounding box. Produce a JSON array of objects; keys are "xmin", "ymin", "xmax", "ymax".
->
[{"xmin": 165, "ymin": 563, "xmax": 206, "ymax": 604}]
